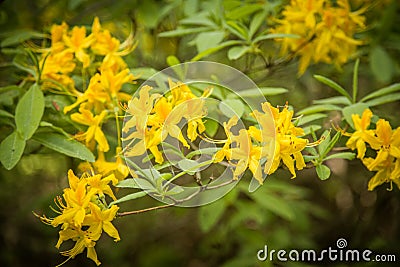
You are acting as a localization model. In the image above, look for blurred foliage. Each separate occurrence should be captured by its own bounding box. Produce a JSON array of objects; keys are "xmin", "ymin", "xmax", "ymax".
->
[{"xmin": 1, "ymin": 0, "xmax": 400, "ymax": 267}]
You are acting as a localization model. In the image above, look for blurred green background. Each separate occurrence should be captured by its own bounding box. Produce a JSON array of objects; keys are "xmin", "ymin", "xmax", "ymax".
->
[{"xmin": 1, "ymin": 0, "xmax": 400, "ymax": 266}]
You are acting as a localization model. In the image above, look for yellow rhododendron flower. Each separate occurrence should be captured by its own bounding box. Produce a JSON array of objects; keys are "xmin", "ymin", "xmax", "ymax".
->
[
  {"xmin": 271, "ymin": 0, "xmax": 366, "ymax": 75},
  {"xmin": 71, "ymin": 108, "xmax": 109, "ymax": 152},
  {"xmin": 63, "ymin": 25, "xmax": 94, "ymax": 68},
  {"xmin": 346, "ymin": 109, "xmax": 375, "ymax": 159}
]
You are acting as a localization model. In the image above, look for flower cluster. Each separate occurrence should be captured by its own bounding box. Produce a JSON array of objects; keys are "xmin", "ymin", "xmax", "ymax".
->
[
  {"xmin": 346, "ymin": 109, "xmax": 400, "ymax": 190},
  {"xmin": 271, "ymin": 0, "xmax": 366, "ymax": 75},
  {"xmin": 123, "ymin": 80, "xmax": 212, "ymax": 164},
  {"xmin": 39, "ymin": 17, "xmax": 137, "ymax": 180},
  {"xmin": 214, "ymin": 102, "xmax": 308, "ymax": 183},
  {"xmin": 36, "ymin": 170, "xmax": 120, "ymax": 265}
]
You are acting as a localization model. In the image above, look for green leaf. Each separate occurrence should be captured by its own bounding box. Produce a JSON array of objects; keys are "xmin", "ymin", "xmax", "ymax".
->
[
  {"xmin": 198, "ymin": 199, "xmax": 226, "ymax": 232},
  {"xmin": 130, "ymin": 67, "xmax": 158, "ymax": 80},
  {"xmin": 342, "ymin": 102, "xmax": 370, "ymax": 129},
  {"xmin": 186, "ymin": 147, "xmax": 219, "ymax": 159},
  {"xmin": 227, "ymin": 45, "xmax": 250, "ymax": 60},
  {"xmin": 253, "ymin": 33, "xmax": 299, "ymax": 43},
  {"xmin": 252, "ymin": 193, "xmax": 295, "ymax": 221},
  {"xmin": 317, "ymin": 130, "xmax": 331, "ymax": 156},
  {"xmin": 204, "ymin": 119, "xmax": 219, "ymax": 137},
  {"xmin": 313, "ymin": 96, "xmax": 352, "ymax": 106},
  {"xmin": 297, "ymin": 104, "xmax": 341, "ymax": 115},
  {"xmin": 1, "ymin": 30, "xmax": 47, "ymax": 47},
  {"xmin": 370, "ymin": 46, "xmax": 394, "ymax": 83},
  {"xmin": 194, "ymin": 31, "xmax": 225, "ymax": 52},
  {"xmin": 302, "ymin": 125, "xmax": 321, "ymax": 136},
  {"xmin": 180, "ymin": 14, "xmax": 215, "ymax": 27},
  {"xmin": 296, "ymin": 113, "xmax": 327, "ymax": 126},
  {"xmin": 109, "ymin": 191, "xmax": 148, "ymax": 206},
  {"xmin": 314, "ymin": 75, "xmax": 351, "ymax": 101},
  {"xmin": 191, "ymin": 40, "xmax": 242, "ymax": 61},
  {"xmin": 365, "ymin": 93, "xmax": 400, "ymax": 107},
  {"xmin": 15, "ymin": 83, "xmax": 44, "ymax": 140},
  {"xmin": 352, "ymin": 59, "xmax": 360, "ymax": 103},
  {"xmin": 158, "ymin": 27, "xmax": 210, "ymax": 37},
  {"xmin": 177, "ymin": 159, "xmax": 200, "ymax": 175},
  {"xmin": 316, "ymin": 164, "xmax": 331, "ymax": 180},
  {"xmin": 32, "ymin": 132, "xmax": 95, "ymax": 162},
  {"xmin": 248, "ymin": 11, "xmax": 266, "ymax": 40},
  {"xmin": 324, "ymin": 152, "xmax": 355, "ymax": 161},
  {"xmin": 360, "ymin": 83, "xmax": 400, "ymax": 102},
  {"xmin": 234, "ymin": 87, "xmax": 288, "ymax": 97},
  {"xmin": 225, "ymin": 21, "xmax": 247, "ymax": 40},
  {"xmin": 225, "ymin": 4, "xmax": 263, "ymax": 20},
  {"xmin": 320, "ymin": 131, "xmax": 341, "ymax": 159},
  {"xmin": 115, "ymin": 178, "xmax": 141, "ymax": 189},
  {"xmin": 13, "ymin": 54, "xmax": 36, "ymax": 77},
  {"xmin": 0, "ymin": 131, "xmax": 26, "ymax": 170},
  {"xmin": 0, "ymin": 110, "xmax": 14, "ymax": 119},
  {"xmin": 0, "ymin": 85, "xmax": 20, "ymax": 94},
  {"xmin": 219, "ymin": 99, "xmax": 245, "ymax": 118},
  {"xmin": 166, "ymin": 55, "xmax": 180, "ymax": 66}
]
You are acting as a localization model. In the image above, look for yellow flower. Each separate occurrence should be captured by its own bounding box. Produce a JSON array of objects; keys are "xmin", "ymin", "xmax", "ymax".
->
[
  {"xmin": 230, "ymin": 129, "xmax": 264, "ymax": 183},
  {"xmin": 271, "ymin": 0, "xmax": 366, "ymax": 75},
  {"xmin": 91, "ymin": 147, "xmax": 131, "ymax": 181},
  {"xmin": 363, "ymin": 156, "xmax": 400, "ymax": 191},
  {"xmin": 86, "ymin": 173, "xmax": 118, "ymax": 201},
  {"xmin": 214, "ymin": 116, "xmax": 238, "ymax": 163},
  {"xmin": 71, "ymin": 108, "xmax": 110, "ymax": 152},
  {"xmin": 50, "ymin": 21, "xmax": 69, "ymax": 53},
  {"xmin": 91, "ymin": 17, "xmax": 121, "ymax": 56},
  {"xmin": 51, "ymin": 178, "xmax": 96, "ymax": 228},
  {"xmin": 56, "ymin": 226, "xmax": 101, "ymax": 266},
  {"xmin": 362, "ymin": 119, "xmax": 400, "ymax": 171},
  {"xmin": 123, "ymin": 85, "xmax": 161, "ymax": 135},
  {"xmin": 63, "ymin": 25, "xmax": 94, "ymax": 68},
  {"xmin": 83, "ymin": 203, "xmax": 120, "ymax": 242},
  {"xmin": 346, "ymin": 109, "xmax": 376, "ymax": 159}
]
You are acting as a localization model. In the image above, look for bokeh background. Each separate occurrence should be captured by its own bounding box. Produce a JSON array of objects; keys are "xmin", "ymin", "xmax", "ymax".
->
[{"xmin": 1, "ymin": 0, "xmax": 400, "ymax": 266}]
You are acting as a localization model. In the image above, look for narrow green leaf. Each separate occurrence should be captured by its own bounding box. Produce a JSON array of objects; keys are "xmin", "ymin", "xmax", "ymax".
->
[
  {"xmin": 296, "ymin": 113, "xmax": 327, "ymax": 126},
  {"xmin": 0, "ymin": 131, "xmax": 26, "ymax": 170},
  {"xmin": 130, "ymin": 67, "xmax": 158, "ymax": 80},
  {"xmin": 0, "ymin": 85, "xmax": 20, "ymax": 94},
  {"xmin": 317, "ymin": 130, "xmax": 331, "ymax": 156},
  {"xmin": 225, "ymin": 4, "xmax": 262, "ymax": 20},
  {"xmin": 314, "ymin": 75, "xmax": 352, "ymax": 101},
  {"xmin": 177, "ymin": 159, "xmax": 200, "ymax": 175},
  {"xmin": 297, "ymin": 104, "xmax": 341, "ymax": 115},
  {"xmin": 219, "ymin": 99, "xmax": 245, "ymax": 118},
  {"xmin": 234, "ymin": 87, "xmax": 288, "ymax": 97},
  {"xmin": 342, "ymin": 102, "xmax": 370, "ymax": 129},
  {"xmin": 225, "ymin": 21, "xmax": 247, "ymax": 40},
  {"xmin": 158, "ymin": 27, "xmax": 210, "ymax": 37},
  {"xmin": 32, "ymin": 132, "xmax": 95, "ymax": 162},
  {"xmin": 253, "ymin": 33, "xmax": 299, "ymax": 43},
  {"xmin": 302, "ymin": 125, "xmax": 322, "ymax": 136},
  {"xmin": 249, "ymin": 11, "xmax": 266, "ymax": 40},
  {"xmin": 369, "ymin": 46, "xmax": 394, "ymax": 83},
  {"xmin": 115, "ymin": 178, "xmax": 141, "ymax": 189},
  {"xmin": 352, "ymin": 59, "xmax": 360, "ymax": 103},
  {"xmin": 252, "ymin": 193, "xmax": 295, "ymax": 221},
  {"xmin": 194, "ymin": 31, "xmax": 225, "ymax": 52},
  {"xmin": 313, "ymin": 96, "xmax": 352, "ymax": 106},
  {"xmin": 227, "ymin": 45, "xmax": 250, "ymax": 60},
  {"xmin": 1, "ymin": 30, "xmax": 47, "ymax": 47},
  {"xmin": 320, "ymin": 131, "xmax": 341, "ymax": 159},
  {"xmin": 360, "ymin": 83, "xmax": 400, "ymax": 102},
  {"xmin": 186, "ymin": 147, "xmax": 219, "ymax": 159},
  {"xmin": 365, "ymin": 93, "xmax": 400, "ymax": 107},
  {"xmin": 180, "ymin": 14, "xmax": 215, "ymax": 27},
  {"xmin": 316, "ymin": 164, "xmax": 331, "ymax": 180},
  {"xmin": 0, "ymin": 110, "xmax": 14, "ymax": 119},
  {"xmin": 109, "ymin": 191, "xmax": 148, "ymax": 206},
  {"xmin": 324, "ymin": 152, "xmax": 355, "ymax": 161},
  {"xmin": 204, "ymin": 119, "xmax": 219, "ymax": 137},
  {"xmin": 191, "ymin": 40, "xmax": 242, "ymax": 61},
  {"xmin": 198, "ymin": 199, "xmax": 226, "ymax": 232},
  {"xmin": 15, "ymin": 83, "xmax": 44, "ymax": 140}
]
